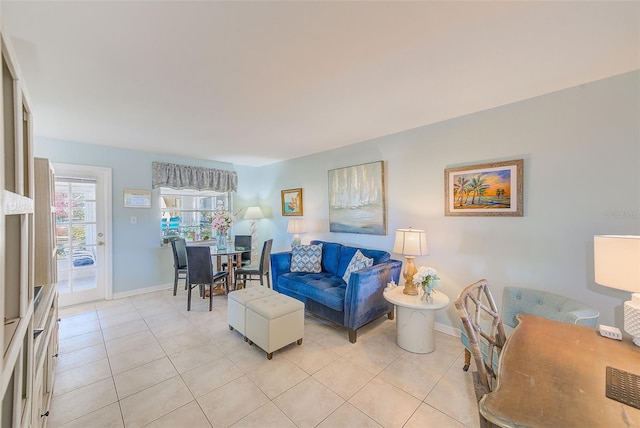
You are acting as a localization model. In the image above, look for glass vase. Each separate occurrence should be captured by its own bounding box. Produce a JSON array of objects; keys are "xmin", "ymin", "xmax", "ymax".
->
[
  {"xmin": 421, "ymin": 289, "xmax": 433, "ymax": 303},
  {"xmin": 216, "ymin": 231, "xmax": 227, "ymax": 250}
]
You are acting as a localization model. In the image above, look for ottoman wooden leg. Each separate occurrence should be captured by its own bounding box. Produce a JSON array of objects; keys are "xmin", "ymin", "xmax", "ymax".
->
[
  {"xmin": 229, "ymin": 325, "xmax": 234, "ymax": 331},
  {"xmin": 297, "ymin": 338, "xmax": 303, "ymax": 345},
  {"xmin": 267, "ymin": 352, "xmax": 273, "ymax": 360}
]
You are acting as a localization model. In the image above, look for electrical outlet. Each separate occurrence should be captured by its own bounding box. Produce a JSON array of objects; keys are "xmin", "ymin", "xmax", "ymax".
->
[{"xmin": 130, "ymin": 216, "xmax": 137, "ymax": 224}]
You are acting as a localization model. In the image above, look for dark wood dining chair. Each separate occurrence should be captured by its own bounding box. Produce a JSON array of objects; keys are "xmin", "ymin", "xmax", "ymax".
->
[
  {"xmin": 222, "ymin": 235, "xmax": 252, "ymax": 270},
  {"xmin": 185, "ymin": 246, "xmax": 228, "ymax": 311},
  {"xmin": 234, "ymin": 235, "xmax": 252, "ymax": 266},
  {"xmin": 170, "ymin": 238, "xmax": 188, "ymax": 296},
  {"xmin": 235, "ymin": 239, "xmax": 273, "ymax": 289}
]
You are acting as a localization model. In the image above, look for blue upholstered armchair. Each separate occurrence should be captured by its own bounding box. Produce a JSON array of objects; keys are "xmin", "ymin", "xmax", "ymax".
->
[
  {"xmin": 501, "ymin": 286, "xmax": 600, "ymax": 329},
  {"xmin": 459, "ymin": 285, "xmax": 599, "ymax": 371}
]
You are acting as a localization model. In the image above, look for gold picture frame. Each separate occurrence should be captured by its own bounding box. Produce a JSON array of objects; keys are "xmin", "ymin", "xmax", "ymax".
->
[
  {"xmin": 444, "ymin": 159, "xmax": 523, "ymax": 216},
  {"xmin": 281, "ymin": 188, "xmax": 303, "ymax": 216}
]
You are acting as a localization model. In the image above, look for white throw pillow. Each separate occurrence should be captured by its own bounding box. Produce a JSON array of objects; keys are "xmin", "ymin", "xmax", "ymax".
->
[
  {"xmin": 342, "ymin": 249, "xmax": 373, "ymax": 284},
  {"xmin": 290, "ymin": 244, "xmax": 323, "ymax": 273}
]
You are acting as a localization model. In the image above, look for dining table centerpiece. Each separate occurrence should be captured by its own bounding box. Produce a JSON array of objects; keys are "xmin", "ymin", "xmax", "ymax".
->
[
  {"xmin": 211, "ymin": 211, "xmax": 234, "ymax": 250},
  {"xmin": 413, "ymin": 266, "xmax": 440, "ymax": 303}
]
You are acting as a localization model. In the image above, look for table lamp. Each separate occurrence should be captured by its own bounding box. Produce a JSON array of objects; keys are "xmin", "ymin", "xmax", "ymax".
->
[
  {"xmin": 287, "ymin": 218, "xmax": 307, "ymax": 248},
  {"xmin": 393, "ymin": 228, "xmax": 428, "ymax": 295},
  {"xmin": 594, "ymin": 235, "xmax": 640, "ymax": 346}
]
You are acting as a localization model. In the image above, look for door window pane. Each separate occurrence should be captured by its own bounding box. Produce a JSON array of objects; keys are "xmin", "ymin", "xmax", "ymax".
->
[{"xmin": 55, "ymin": 177, "xmax": 98, "ymax": 295}]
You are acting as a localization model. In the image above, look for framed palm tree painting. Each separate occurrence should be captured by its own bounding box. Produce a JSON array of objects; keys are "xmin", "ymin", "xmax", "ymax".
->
[{"xmin": 444, "ymin": 159, "xmax": 523, "ymax": 216}]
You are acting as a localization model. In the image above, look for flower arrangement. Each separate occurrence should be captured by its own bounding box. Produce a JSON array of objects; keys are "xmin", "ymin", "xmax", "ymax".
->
[
  {"xmin": 413, "ymin": 266, "xmax": 440, "ymax": 295},
  {"xmin": 211, "ymin": 211, "xmax": 234, "ymax": 234}
]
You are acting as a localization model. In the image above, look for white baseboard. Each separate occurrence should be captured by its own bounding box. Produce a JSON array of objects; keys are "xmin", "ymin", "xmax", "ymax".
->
[
  {"xmin": 112, "ymin": 283, "xmax": 172, "ymax": 300},
  {"xmin": 435, "ymin": 321, "xmax": 461, "ymax": 338}
]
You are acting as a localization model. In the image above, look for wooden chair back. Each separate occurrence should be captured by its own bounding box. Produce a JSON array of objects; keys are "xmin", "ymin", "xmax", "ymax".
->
[{"xmin": 454, "ymin": 279, "xmax": 507, "ymax": 393}]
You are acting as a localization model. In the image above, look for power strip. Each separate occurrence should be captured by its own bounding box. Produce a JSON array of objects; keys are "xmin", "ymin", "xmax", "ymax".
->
[{"xmin": 599, "ymin": 325, "xmax": 622, "ymax": 340}]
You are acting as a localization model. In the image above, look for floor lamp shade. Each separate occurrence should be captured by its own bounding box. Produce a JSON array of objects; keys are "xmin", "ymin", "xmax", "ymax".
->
[{"xmin": 244, "ymin": 206, "xmax": 264, "ymax": 220}]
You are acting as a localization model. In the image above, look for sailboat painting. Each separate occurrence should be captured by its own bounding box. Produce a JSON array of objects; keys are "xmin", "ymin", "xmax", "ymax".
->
[{"xmin": 328, "ymin": 161, "xmax": 387, "ymax": 235}]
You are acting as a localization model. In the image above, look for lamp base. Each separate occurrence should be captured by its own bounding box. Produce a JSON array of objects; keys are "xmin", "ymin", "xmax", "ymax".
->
[
  {"xmin": 402, "ymin": 256, "xmax": 418, "ymax": 295},
  {"xmin": 291, "ymin": 234, "xmax": 301, "ymax": 248},
  {"xmin": 624, "ymin": 294, "xmax": 640, "ymax": 347}
]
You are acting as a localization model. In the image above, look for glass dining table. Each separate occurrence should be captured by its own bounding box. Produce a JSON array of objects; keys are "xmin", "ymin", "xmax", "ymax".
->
[{"xmin": 188, "ymin": 241, "xmax": 250, "ymax": 293}]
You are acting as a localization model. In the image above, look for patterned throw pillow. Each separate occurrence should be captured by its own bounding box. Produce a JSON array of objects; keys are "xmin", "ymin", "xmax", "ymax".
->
[
  {"xmin": 290, "ymin": 244, "xmax": 323, "ymax": 273},
  {"xmin": 342, "ymin": 249, "xmax": 374, "ymax": 284}
]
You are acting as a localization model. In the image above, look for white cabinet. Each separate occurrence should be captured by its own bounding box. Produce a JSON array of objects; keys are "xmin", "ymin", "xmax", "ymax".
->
[
  {"xmin": 32, "ymin": 158, "xmax": 58, "ymax": 426},
  {"xmin": 1, "ymin": 31, "xmax": 58, "ymax": 428},
  {"xmin": 31, "ymin": 286, "xmax": 58, "ymax": 427},
  {"xmin": 34, "ymin": 158, "xmax": 56, "ymax": 289},
  {"xmin": 2, "ymin": 29, "xmax": 36, "ymax": 428}
]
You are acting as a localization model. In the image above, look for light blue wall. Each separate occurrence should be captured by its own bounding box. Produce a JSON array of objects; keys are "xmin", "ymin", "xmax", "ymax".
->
[
  {"xmin": 36, "ymin": 71, "xmax": 639, "ymax": 329},
  {"xmin": 34, "ymin": 140, "xmax": 257, "ymax": 295},
  {"xmin": 259, "ymin": 71, "xmax": 640, "ymax": 328}
]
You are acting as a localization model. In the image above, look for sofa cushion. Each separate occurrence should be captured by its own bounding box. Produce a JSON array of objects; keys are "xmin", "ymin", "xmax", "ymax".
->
[
  {"xmin": 291, "ymin": 244, "xmax": 323, "ymax": 273},
  {"xmin": 342, "ymin": 250, "xmax": 373, "ymax": 284},
  {"xmin": 337, "ymin": 245, "xmax": 391, "ymax": 277},
  {"xmin": 310, "ymin": 241, "xmax": 342, "ymax": 275},
  {"xmin": 277, "ymin": 272, "xmax": 346, "ymax": 311}
]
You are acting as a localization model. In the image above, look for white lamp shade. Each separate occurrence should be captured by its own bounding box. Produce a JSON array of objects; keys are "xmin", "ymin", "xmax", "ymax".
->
[
  {"xmin": 393, "ymin": 228, "xmax": 428, "ymax": 256},
  {"xmin": 287, "ymin": 218, "xmax": 307, "ymax": 234},
  {"xmin": 244, "ymin": 206, "xmax": 264, "ymax": 220},
  {"xmin": 594, "ymin": 235, "xmax": 640, "ymax": 292}
]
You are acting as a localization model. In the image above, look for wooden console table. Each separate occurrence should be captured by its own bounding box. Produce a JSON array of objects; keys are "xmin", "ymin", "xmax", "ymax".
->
[{"xmin": 480, "ymin": 313, "xmax": 640, "ymax": 427}]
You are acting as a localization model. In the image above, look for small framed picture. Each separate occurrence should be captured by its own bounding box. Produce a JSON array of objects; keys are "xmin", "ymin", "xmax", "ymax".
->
[
  {"xmin": 124, "ymin": 188, "xmax": 152, "ymax": 208},
  {"xmin": 444, "ymin": 159, "xmax": 524, "ymax": 216},
  {"xmin": 281, "ymin": 188, "xmax": 303, "ymax": 216}
]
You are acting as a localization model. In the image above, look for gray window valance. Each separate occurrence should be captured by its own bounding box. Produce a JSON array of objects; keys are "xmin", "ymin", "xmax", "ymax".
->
[{"xmin": 152, "ymin": 161, "xmax": 238, "ymax": 192}]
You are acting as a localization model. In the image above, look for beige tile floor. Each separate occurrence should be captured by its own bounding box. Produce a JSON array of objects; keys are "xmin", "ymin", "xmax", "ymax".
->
[{"xmin": 49, "ymin": 285, "xmax": 481, "ymax": 428}]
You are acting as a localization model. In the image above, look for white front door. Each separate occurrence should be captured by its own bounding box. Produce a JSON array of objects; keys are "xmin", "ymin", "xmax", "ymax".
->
[{"xmin": 53, "ymin": 163, "xmax": 112, "ymax": 307}]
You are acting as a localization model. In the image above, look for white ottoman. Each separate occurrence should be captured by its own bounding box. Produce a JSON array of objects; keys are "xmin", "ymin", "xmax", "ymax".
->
[
  {"xmin": 227, "ymin": 287, "xmax": 277, "ymax": 338},
  {"xmin": 245, "ymin": 294, "xmax": 305, "ymax": 360}
]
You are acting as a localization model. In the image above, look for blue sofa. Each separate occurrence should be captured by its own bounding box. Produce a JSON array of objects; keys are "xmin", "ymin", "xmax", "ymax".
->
[{"xmin": 270, "ymin": 240, "xmax": 402, "ymax": 343}]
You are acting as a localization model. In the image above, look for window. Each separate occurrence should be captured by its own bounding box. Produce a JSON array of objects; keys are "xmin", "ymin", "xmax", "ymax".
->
[{"xmin": 160, "ymin": 188, "xmax": 231, "ymax": 244}]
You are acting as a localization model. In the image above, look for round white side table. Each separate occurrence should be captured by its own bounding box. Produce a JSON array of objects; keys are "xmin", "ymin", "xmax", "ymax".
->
[{"xmin": 383, "ymin": 286, "xmax": 450, "ymax": 353}]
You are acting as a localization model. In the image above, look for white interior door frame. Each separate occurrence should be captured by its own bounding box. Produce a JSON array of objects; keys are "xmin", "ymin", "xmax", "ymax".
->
[{"xmin": 53, "ymin": 163, "xmax": 113, "ymax": 302}]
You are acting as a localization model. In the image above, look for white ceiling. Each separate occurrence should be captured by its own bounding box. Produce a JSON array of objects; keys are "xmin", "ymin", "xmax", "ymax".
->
[{"xmin": 2, "ymin": 1, "xmax": 639, "ymax": 167}]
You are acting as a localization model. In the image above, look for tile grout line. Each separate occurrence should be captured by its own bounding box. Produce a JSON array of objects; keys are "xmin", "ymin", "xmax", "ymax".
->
[{"xmin": 54, "ymin": 289, "xmax": 477, "ymax": 428}]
